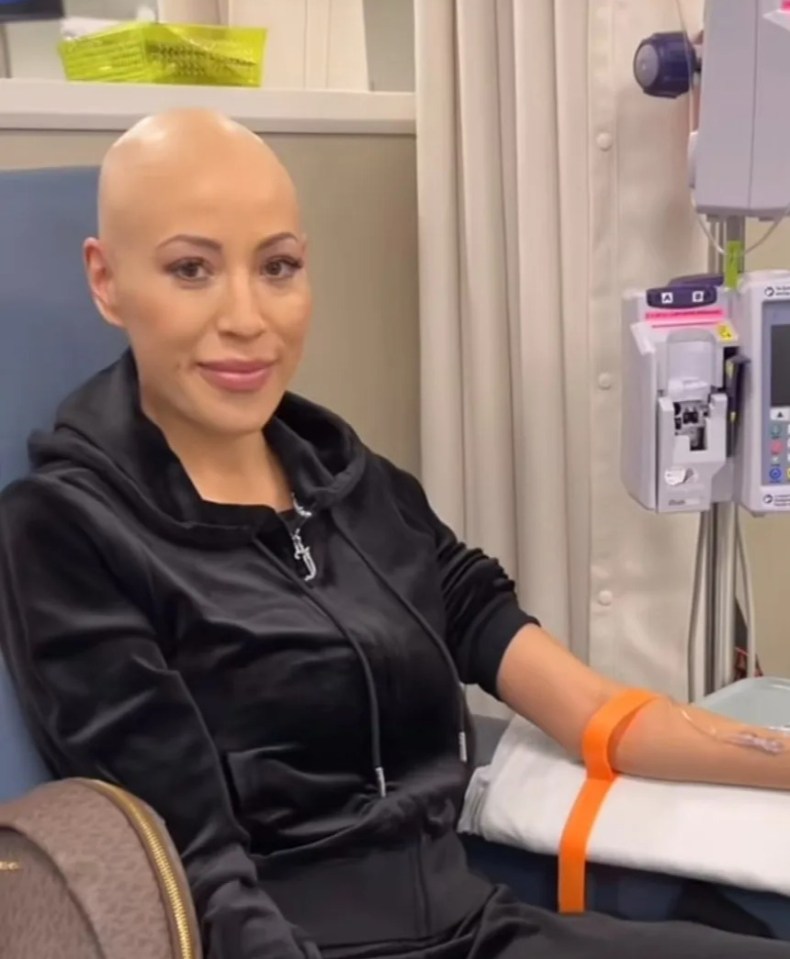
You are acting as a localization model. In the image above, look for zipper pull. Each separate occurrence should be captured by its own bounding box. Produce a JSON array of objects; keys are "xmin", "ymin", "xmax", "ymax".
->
[{"xmin": 291, "ymin": 529, "xmax": 317, "ymax": 582}]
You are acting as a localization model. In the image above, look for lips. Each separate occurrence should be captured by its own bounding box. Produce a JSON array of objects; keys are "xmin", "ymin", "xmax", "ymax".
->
[{"xmin": 197, "ymin": 359, "xmax": 275, "ymax": 394}]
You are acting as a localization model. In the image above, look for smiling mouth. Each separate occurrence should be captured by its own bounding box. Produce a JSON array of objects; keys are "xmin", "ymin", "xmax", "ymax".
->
[{"xmin": 197, "ymin": 360, "xmax": 275, "ymax": 393}]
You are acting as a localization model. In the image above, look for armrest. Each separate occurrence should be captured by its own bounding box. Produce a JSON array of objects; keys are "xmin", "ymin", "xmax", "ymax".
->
[{"xmin": 472, "ymin": 715, "xmax": 509, "ymax": 767}]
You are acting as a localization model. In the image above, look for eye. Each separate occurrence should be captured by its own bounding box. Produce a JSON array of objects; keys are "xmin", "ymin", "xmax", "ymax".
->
[
  {"xmin": 263, "ymin": 256, "xmax": 303, "ymax": 281},
  {"xmin": 168, "ymin": 258, "xmax": 211, "ymax": 283}
]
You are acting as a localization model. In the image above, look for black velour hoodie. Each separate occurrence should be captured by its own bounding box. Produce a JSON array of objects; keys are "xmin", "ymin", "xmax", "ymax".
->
[{"xmin": 0, "ymin": 352, "xmax": 537, "ymax": 959}]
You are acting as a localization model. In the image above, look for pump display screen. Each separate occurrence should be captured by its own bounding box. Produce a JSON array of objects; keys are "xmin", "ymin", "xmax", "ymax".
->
[{"xmin": 771, "ymin": 324, "xmax": 790, "ymax": 408}]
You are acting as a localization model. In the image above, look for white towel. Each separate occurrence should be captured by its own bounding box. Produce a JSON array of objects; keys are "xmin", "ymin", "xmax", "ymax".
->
[{"xmin": 459, "ymin": 716, "xmax": 790, "ymax": 898}]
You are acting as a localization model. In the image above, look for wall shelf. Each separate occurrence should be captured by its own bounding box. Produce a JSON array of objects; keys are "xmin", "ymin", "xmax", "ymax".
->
[{"xmin": 0, "ymin": 79, "xmax": 415, "ymax": 134}]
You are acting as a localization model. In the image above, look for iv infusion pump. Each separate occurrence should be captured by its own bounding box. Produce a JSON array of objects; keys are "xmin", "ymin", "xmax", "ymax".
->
[
  {"xmin": 622, "ymin": 270, "xmax": 790, "ymax": 516},
  {"xmin": 624, "ymin": 0, "xmax": 790, "ymax": 519}
]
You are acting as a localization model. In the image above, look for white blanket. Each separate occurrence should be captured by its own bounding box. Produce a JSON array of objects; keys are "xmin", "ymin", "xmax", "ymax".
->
[{"xmin": 458, "ymin": 716, "xmax": 790, "ymax": 898}]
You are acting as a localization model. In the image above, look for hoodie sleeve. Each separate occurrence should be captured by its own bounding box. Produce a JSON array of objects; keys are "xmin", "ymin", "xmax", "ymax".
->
[
  {"xmin": 378, "ymin": 459, "xmax": 539, "ymax": 698},
  {"xmin": 0, "ymin": 481, "xmax": 320, "ymax": 959}
]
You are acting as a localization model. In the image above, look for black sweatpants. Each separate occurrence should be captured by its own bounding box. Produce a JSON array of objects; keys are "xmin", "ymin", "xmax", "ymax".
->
[{"xmin": 325, "ymin": 887, "xmax": 790, "ymax": 959}]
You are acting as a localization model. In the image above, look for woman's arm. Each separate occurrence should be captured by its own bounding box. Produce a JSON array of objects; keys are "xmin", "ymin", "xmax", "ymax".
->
[
  {"xmin": 379, "ymin": 457, "xmax": 537, "ymax": 692},
  {"xmin": 0, "ymin": 481, "xmax": 320, "ymax": 959},
  {"xmin": 498, "ymin": 623, "xmax": 790, "ymax": 790},
  {"xmin": 380, "ymin": 458, "xmax": 789, "ymax": 791}
]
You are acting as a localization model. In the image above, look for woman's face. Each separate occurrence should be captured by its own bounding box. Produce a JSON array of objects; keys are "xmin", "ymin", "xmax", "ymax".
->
[{"xmin": 84, "ymin": 146, "xmax": 312, "ymax": 440}]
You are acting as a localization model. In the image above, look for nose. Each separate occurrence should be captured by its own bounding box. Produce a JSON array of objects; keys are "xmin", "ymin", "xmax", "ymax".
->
[{"xmin": 216, "ymin": 271, "xmax": 267, "ymax": 339}]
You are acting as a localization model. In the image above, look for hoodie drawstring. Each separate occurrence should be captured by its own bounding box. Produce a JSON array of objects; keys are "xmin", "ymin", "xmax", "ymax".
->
[
  {"xmin": 254, "ymin": 509, "xmax": 471, "ymax": 801},
  {"xmin": 252, "ymin": 536, "xmax": 387, "ymax": 799}
]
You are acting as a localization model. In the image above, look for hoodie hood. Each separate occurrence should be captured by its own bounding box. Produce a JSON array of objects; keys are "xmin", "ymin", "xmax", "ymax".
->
[{"xmin": 28, "ymin": 350, "xmax": 367, "ymax": 548}]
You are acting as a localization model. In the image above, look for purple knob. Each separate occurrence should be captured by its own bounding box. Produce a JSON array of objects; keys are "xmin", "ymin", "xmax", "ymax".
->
[{"xmin": 634, "ymin": 32, "xmax": 697, "ymax": 99}]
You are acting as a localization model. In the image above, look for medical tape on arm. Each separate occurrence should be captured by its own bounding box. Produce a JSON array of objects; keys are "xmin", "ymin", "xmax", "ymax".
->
[{"xmin": 557, "ymin": 689, "xmax": 660, "ymax": 914}]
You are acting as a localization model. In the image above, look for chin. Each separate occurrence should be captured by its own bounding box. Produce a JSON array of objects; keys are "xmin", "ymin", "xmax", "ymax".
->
[
  {"xmin": 202, "ymin": 403, "xmax": 278, "ymax": 437},
  {"xmin": 188, "ymin": 377, "xmax": 286, "ymax": 436}
]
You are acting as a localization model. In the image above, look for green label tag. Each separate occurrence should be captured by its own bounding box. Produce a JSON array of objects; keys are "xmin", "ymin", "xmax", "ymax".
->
[{"xmin": 725, "ymin": 240, "xmax": 744, "ymax": 289}]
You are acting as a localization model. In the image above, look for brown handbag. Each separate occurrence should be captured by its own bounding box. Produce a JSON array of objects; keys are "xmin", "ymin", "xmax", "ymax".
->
[{"xmin": 0, "ymin": 778, "xmax": 203, "ymax": 958}]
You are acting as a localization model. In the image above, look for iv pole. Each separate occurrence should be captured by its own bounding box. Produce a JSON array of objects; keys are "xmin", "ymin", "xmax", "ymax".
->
[{"xmin": 703, "ymin": 217, "xmax": 745, "ymax": 696}]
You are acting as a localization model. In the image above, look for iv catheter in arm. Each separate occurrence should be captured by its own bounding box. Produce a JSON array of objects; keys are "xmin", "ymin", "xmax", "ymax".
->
[{"xmin": 624, "ymin": 0, "xmax": 790, "ymax": 701}]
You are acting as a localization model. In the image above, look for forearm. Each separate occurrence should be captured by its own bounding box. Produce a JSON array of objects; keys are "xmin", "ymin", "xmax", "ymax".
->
[
  {"xmin": 497, "ymin": 623, "xmax": 790, "ymax": 792},
  {"xmin": 613, "ymin": 697, "xmax": 790, "ymax": 791}
]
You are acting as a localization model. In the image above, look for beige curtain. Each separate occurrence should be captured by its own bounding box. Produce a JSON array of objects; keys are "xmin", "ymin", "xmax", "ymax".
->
[{"xmin": 414, "ymin": 0, "xmax": 706, "ymax": 718}]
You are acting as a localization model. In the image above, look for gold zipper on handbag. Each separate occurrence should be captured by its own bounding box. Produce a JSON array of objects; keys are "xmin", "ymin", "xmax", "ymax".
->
[{"xmin": 81, "ymin": 780, "xmax": 198, "ymax": 959}]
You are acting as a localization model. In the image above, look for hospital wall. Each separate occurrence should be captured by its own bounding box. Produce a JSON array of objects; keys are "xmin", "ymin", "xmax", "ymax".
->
[{"xmin": 0, "ymin": 130, "xmax": 422, "ymax": 478}]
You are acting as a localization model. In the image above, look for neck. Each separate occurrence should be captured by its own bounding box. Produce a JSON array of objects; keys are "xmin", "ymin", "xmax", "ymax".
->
[{"xmin": 143, "ymin": 401, "xmax": 290, "ymax": 509}]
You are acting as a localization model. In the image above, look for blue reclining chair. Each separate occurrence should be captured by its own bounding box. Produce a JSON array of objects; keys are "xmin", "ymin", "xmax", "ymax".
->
[
  {"xmin": 0, "ymin": 167, "xmax": 125, "ymax": 802},
  {"xmin": 0, "ymin": 167, "xmax": 788, "ymax": 942}
]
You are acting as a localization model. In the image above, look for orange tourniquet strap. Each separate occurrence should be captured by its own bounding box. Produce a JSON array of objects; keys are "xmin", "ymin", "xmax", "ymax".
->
[{"xmin": 557, "ymin": 689, "xmax": 659, "ymax": 914}]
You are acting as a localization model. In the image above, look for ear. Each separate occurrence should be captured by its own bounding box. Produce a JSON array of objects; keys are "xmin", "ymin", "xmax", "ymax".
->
[{"xmin": 83, "ymin": 237, "xmax": 125, "ymax": 329}]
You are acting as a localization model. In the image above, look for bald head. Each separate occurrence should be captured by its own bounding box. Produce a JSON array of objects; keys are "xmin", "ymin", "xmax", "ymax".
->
[
  {"xmin": 97, "ymin": 109, "xmax": 299, "ymax": 246},
  {"xmin": 83, "ymin": 108, "xmax": 313, "ymax": 445}
]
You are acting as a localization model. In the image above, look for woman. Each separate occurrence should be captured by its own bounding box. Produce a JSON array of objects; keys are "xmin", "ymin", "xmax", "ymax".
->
[{"xmin": 0, "ymin": 109, "xmax": 787, "ymax": 959}]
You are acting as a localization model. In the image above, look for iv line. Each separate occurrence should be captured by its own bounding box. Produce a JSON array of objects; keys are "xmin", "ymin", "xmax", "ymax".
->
[{"xmin": 677, "ymin": 701, "xmax": 790, "ymax": 756}]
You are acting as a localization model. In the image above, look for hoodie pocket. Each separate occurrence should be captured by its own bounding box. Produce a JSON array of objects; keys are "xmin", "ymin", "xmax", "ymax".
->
[{"xmin": 224, "ymin": 745, "xmax": 367, "ymax": 848}]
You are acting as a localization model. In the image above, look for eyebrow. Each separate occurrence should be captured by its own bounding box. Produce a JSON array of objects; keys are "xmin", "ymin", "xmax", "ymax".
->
[{"xmin": 156, "ymin": 232, "xmax": 299, "ymax": 252}]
